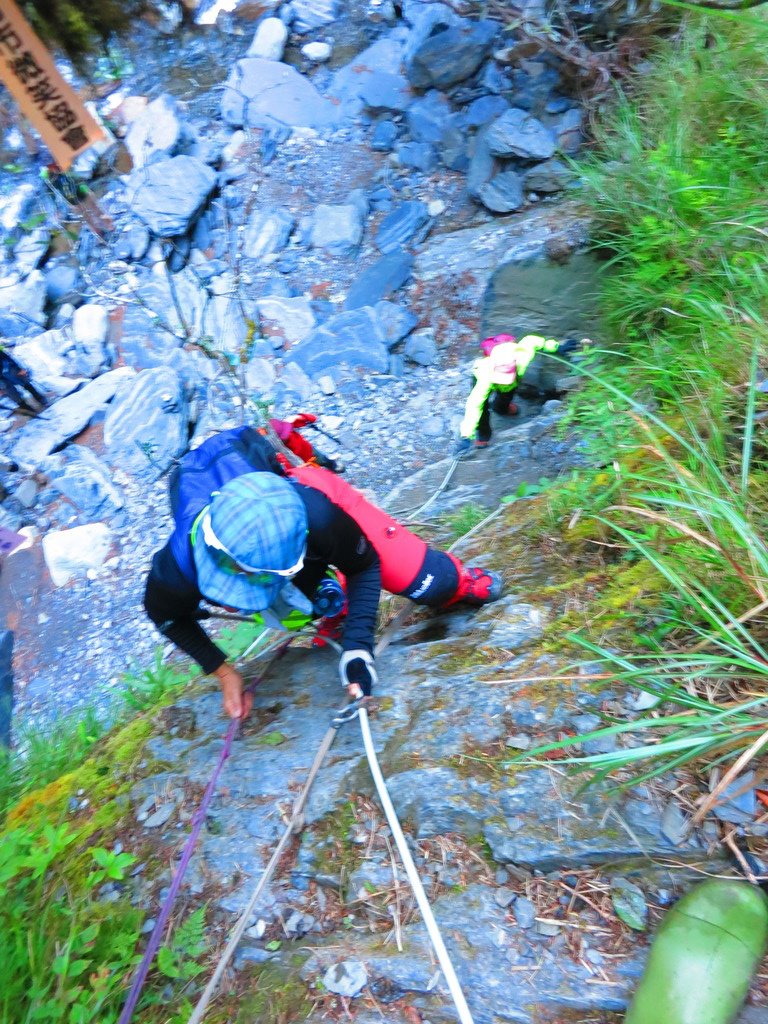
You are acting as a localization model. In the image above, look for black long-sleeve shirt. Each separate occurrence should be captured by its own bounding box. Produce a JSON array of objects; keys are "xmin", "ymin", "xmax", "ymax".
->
[{"xmin": 144, "ymin": 483, "xmax": 381, "ymax": 674}]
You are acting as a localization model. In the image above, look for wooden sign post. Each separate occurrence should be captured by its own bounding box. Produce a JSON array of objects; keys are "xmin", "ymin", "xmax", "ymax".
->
[{"xmin": 0, "ymin": 0, "xmax": 105, "ymax": 171}]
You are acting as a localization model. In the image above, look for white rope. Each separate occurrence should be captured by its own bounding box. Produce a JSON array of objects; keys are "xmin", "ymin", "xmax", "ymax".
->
[
  {"xmin": 186, "ymin": 723, "xmax": 339, "ymax": 1024},
  {"xmin": 402, "ymin": 457, "xmax": 461, "ymax": 521},
  {"xmin": 357, "ymin": 706, "xmax": 476, "ymax": 1024}
]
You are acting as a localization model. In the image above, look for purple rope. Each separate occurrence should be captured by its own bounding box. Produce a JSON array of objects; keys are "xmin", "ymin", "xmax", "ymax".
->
[
  {"xmin": 117, "ymin": 639, "xmax": 294, "ymax": 1023},
  {"xmin": 117, "ymin": 714, "xmax": 240, "ymax": 1024}
]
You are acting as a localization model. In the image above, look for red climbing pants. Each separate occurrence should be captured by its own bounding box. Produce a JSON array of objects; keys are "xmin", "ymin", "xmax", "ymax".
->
[{"xmin": 287, "ymin": 464, "xmax": 462, "ymax": 607}]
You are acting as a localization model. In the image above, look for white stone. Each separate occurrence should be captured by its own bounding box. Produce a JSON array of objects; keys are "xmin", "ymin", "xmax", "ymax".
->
[
  {"xmin": 1, "ymin": 268, "xmax": 46, "ymax": 327},
  {"xmin": 257, "ymin": 295, "xmax": 316, "ymax": 345},
  {"xmin": 42, "ymin": 523, "xmax": 113, "ymax": 587},
  {"xmin": 14, "ymin": 478, "xmax": 37, "ymax": 508},
  {"xmin": 322, "ymin": 960, "xmax": 367, "ymax": 998},
  {"xmin": 12, "ymin": 328, "xmax": 85, "ymax": 399},
  {"xmin": 72, "ymin": 303, "xmax": 109, "ymax": 375},
  {"xmin": 247, "ymin": 17, "xmax": 288, "ymax": 60},
  {"xmin": 222, "ymin": 129, "xmax": 246, "ymax": 164},
  {"xmin": 72, "ymin": 304, "xmax": 108, "ymax": 348},
  {"xmin": 427, "ymin": 199, "xmax": 446, "ymax": 217},
  {"xmin": 301, "ymin": 41, "xmax": 332, "ymax": 62},
  {"xmin": 125, "ymin": 94, "xmax": 187, "ymax": 171},
  {"xmin": 310, "ymin": 203, "xmax": 364, "ymax": 254},
  {"xmin": 0, "ymin": 182, "xmax": 36, "ymax": 232}
]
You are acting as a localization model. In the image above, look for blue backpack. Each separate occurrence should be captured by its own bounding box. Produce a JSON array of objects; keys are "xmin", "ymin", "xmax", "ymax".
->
[{"xmin": 168, "ymin": 426, "xmax": 279, "ymax": 582}]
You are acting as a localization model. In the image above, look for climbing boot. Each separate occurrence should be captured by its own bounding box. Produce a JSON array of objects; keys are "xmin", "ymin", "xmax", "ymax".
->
[{"xmin": 451, "ymin": 566, "xmax": 503, "ymax": 606}]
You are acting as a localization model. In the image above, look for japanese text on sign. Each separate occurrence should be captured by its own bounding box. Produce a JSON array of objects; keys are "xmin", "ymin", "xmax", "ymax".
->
[{"xmin": 0, "ymin": 0, "xmax": 104, "ymax": 170}]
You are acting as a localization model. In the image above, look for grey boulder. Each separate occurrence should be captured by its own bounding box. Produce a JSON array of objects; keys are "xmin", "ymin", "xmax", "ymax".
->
[
  {"xmin": 373, "ymin": 301, "xmax": 418, "ymax": 347},
  {"xmin": 487, "ymin": 108, "xmax": 556, "ymax": 161},
  {"xmin": 310, "ymin": 203, "xmax": 365, "ymax": 255},
  {"xmin": 287, "ymin": 306, "xmax": 393, "ymax": 377},
  {"xmin": 221, "ymin": 58, "xmax": 339, "ymax": 130},
  {"xmin": 45, "ymin": 447, "xmax": 125, "ymax": 519},
  {"xmin": 358, "ymin": 71, "xmax": 415, "ymax": 113},
  {"xmin": 404, "ymin": 327, "xmax": 437, "ymax": 365},
  {"xmin": 395, "ymin": 141, "xmax": 437, "ymax": 172},
  {"xmin": 123, "ymin": 155, "xmax": 217, "ymax": 237},
  {"xmin": 524, "ymin": 158, "xmax": 574, "ymax": 193},
  {"xmin": 478, "ymin": 171, "xmax": 525, "ymax": 213},
  {"xmin": 243, "ymin": 208, "xmax": 294, "ymax": 260},
  {"xmin": 103, "ymin": 366, "xmax": 188, "ymax": 479},
  {"xmin": 466, "ymin": 124, "xmax": 497, "ymax": 199},
  {"xmin": 11, "ymin": 328, "xmax": 85, "ymax": 398},
  {"xmin": 406, "ymin": 89, "xmax": 453, "ymax": 143},
  {"xmin": 557, "ymin": 107, "xmax": 584, "ymax": 155},
  {"xmin": 375, "ymin": 200, "xmax": 430, "ymax": 254},
  {"xmin": 406, "ymin": 19, "xmax": 497, "ymax": 90},
  {"xmin": 329, "ymin": 37, "xmax": 413, "ymax": 119},
  {"xmin": 13, "ymin": 368, "xmax": 136, "ymax": 467},
  {"xmin": 344, "ymin": 249, "xmax": 414, "ymax": 309},
  {"xmin": 117, "ymin": 304, "xmax": 186, "ymax": 370}
]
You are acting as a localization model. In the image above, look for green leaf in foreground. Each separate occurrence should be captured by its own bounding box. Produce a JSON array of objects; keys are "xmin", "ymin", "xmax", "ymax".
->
[
  {"xmin": 259, "ymin": 731, "xmax": 287, "ymax": 746},
  {"xmin": 612, "ymin": 878, "xmax": 648, "ymax": 931}
]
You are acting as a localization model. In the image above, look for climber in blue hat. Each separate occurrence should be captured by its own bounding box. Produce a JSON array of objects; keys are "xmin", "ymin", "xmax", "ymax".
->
[{"xmin": 144, "ymin": 426, "xmax": 503, "ymax": 720}]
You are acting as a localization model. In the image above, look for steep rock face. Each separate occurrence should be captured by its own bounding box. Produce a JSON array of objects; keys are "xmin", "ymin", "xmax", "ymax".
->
[
  {"xmin": 3, "ymin": 403, "xmax": 754, "ymax": 1022},
  {"xmin": 1, "ymin": 8, "xmax": 759, "ymax": 1020},
  {"xmin": 90, "ymin": 469, "xmax": 722, "ymax": 1022}
]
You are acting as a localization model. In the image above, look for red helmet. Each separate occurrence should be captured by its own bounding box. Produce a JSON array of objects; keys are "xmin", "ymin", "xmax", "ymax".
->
[{"xmin": 480, "ymin": 333, "xmax": 516, "ymax": 357}]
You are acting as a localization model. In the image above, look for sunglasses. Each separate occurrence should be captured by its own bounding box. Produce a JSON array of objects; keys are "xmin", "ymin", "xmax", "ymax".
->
[{"xmin": 201, "ymin": 510, "xmax": 306, "ymax": 579}]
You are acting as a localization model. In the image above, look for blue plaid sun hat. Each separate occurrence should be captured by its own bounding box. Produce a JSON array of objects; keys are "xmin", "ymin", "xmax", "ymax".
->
[{"xmin": 192, "ymin": 473, "xmax": 308, "ymax": 612}]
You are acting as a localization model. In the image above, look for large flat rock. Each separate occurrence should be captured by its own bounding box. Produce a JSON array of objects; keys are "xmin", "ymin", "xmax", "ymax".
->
[
  {"xmin": 304, "ymin": 885, "xmax": 645, "ymax": 1024},
  {"xmin": 13, "ymin": 368, "xmax": 136, "ymax": 467},
  {"xmin": 221, "ymin": 58, "xmax": 340, "ymax": 129},
  {"xmin": 414, "ymin": 203, "xmax": 591, "ymax": 284}
]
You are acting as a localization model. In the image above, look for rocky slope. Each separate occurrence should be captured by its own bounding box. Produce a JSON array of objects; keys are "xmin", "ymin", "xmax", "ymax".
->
[
  {"xmin": 1, "ymin": 0, "xmax": 593, "ymax": 730},
  {"xmin": 2, "ymin": 2, "xmax": 767, "ymax": 1020}
]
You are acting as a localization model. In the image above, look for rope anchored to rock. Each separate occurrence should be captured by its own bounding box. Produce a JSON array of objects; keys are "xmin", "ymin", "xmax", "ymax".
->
[
  {"xmin": 184, "ymin": 697, "xmax": 477, "ymax": 1024},
  {"xmin": 186, "ymin": 698, "xmax": 365, "ymax": 1024},
  {"xmin": 118, "ymin": 641, "xmax": 478, "ymax": 1024}
]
